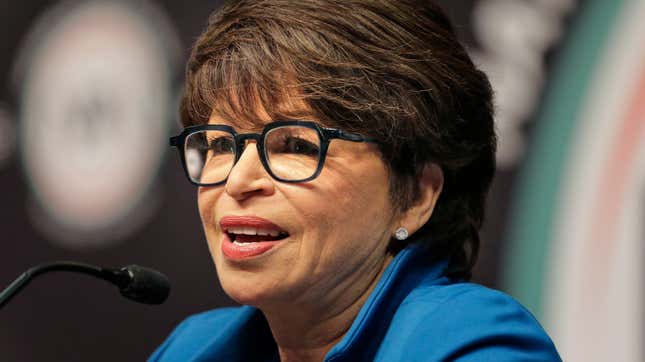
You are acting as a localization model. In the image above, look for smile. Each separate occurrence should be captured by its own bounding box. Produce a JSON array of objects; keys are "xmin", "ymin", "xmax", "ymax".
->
[
  {"xmin": 219, "ymin": 216, "xmax": 289, "ymax": 260},
  {"xmin": 226, "ymin": 226, "xmax": 286, "ymax": 243}
]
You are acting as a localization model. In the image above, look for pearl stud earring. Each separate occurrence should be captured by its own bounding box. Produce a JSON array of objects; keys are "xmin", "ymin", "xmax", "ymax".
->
[{"xmin": 394, "ymin": 227, "xmax": 409, "ymax": 241}]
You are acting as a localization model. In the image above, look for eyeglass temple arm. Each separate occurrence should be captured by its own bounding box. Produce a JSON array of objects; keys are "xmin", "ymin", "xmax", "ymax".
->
[{"xmin": 327, "ymin": 129, "xmax": 379, "ymax": 143}]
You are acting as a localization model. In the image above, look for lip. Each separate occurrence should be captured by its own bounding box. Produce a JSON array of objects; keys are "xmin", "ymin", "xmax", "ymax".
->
[
  {"xmin": 219, "ymin": 215, "xmax": 286, "ymax": 231},
  {"xmin": 219, "ymin": 215, "xmax": 288, "ymax": 261}
]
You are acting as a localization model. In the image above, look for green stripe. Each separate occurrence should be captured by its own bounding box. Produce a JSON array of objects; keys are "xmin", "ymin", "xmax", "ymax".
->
[{"xmin": 503, "ymin": 0, "xmax": 624, "ymax": 318}]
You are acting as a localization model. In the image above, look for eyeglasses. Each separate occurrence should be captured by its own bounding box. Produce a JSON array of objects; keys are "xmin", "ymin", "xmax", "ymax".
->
[{"xmin": 170, "ymin": 120, "xmax": 379, "ymax": 186}]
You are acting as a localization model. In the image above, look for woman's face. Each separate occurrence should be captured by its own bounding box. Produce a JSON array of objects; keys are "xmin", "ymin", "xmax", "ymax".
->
[{"xmin": 198, "ymin": 111, "xmax": 400, "ymax": 310}]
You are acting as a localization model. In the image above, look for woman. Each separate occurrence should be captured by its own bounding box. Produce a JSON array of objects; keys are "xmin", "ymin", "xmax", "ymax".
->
[{"xmin": 151, "ymin": 0, "xmax": 561, "ymax": 361}]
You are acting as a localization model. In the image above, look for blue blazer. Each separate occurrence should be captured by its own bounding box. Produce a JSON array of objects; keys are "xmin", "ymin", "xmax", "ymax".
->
[{"xmin": 150, "ymin": 243, "xmax": 561, "ymax": 361}]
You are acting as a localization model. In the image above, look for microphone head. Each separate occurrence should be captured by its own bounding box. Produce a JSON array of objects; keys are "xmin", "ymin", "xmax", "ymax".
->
[{"xmin": 118, "ymin": 265, "xmax": 170, "ymax": 305}]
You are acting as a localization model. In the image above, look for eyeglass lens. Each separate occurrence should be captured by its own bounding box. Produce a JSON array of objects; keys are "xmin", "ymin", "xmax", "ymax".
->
[{"xmin": 183, "ymin": 125, "xmax": 322, "ymax": 184}]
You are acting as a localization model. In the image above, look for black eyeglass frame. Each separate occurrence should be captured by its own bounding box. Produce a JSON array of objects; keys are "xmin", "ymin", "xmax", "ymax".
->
[{"xmin": 169, "ymin": 120, "xmax": 380, "ymax": 186}]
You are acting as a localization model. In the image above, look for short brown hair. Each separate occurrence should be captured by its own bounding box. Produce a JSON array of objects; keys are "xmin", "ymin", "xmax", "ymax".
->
[{"xmin": 182, "ymin": 0, "xmax": 496, "ymax": 279}]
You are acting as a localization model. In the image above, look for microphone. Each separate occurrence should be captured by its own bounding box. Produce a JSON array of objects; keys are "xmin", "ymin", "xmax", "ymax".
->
[{"xmin": 0, "ymin": 261, "xmax": 170, "ymax": 309}]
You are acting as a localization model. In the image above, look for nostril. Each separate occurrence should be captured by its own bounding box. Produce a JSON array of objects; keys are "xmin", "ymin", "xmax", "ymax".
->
[{"xmin": 224, "ymin": 163, "xmax": 276, "ymax": 199}]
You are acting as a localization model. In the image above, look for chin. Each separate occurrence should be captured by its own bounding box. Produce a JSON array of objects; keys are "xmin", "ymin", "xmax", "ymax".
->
[
  {"xmin": 224, "ymin": 287, "xmax": 267, "ymax": 306},
  {"xmin": 217, "ymin": 266, "xmax": 287, "ymax": 307}
]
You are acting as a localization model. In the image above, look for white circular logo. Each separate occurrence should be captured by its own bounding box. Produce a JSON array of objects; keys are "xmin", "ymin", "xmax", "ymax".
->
[{"xmin": 16, "ymin": 0, "xmax": 180, "ymax": 248}]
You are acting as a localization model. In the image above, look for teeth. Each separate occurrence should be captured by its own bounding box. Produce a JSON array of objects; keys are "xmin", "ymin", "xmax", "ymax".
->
[
  {"xmin": 233, "ymin": 240, "xmax": 253, "ymax": 245},
  {"xmin": 225, "ymin": 226, "xmax": 284, "ymax": 237}
]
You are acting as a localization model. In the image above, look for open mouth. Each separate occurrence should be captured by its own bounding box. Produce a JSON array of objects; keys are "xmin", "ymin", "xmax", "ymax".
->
[
  {"xmin": 224, "ymin": 227, "xmax": 289, "ymax": 245},
  {"xmin": 219, "ymin": 216, "xmax": 289, "ymax": 259}
]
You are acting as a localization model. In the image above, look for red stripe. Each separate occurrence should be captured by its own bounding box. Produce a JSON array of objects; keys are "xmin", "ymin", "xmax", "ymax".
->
[{"xmin": 586, "ymin": 60, "xmax": 645, "ymax": 299}]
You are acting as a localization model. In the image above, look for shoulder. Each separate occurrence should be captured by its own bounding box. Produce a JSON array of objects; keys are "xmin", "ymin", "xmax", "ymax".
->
[
  {"xmin": 377, "ymin": 282, "xmax": 562, "ymax": 361},
  {"xmin": 148, "ymin": 306, "xmax": 250, "ymax": 361},
  {"xmin": 402, "ymin": 282, "xmax": 541, "ymax": 324}
]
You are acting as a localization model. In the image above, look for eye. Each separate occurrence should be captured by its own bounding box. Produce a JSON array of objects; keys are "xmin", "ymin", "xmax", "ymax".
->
[
  {"xmin": 278, "ymin": 136, "xmax": 320, "ymax": 156},
  {"xmin": 208, "ymin": 136, "xmax": 235, "ymax": 154}
]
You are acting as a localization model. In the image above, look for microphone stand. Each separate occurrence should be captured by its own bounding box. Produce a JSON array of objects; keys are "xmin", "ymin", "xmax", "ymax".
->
[{"xmin": 0, "ymin": 261, "xmax": 168, "ymax": 309}]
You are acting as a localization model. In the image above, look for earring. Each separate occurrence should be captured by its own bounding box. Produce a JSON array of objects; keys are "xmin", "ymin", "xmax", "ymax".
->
[{"xmin": 394, "ymin": 227, "xmax": 409, "ymax": 241}]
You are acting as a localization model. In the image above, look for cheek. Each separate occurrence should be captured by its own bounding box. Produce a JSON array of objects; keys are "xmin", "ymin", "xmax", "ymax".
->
[
  {"xmin": 197, "ymin": 187, "xmax": 219, "ymax": 232},
  {"xmin": 337, "ymin": 165, "xmax": 392, "ymax": 218},
  {"xmin": 304, "ymin": 166, "xmax": 394, "ymax": 253},
  {"xmin": 294, "ymin": 178, "xmax": 393, "ymax": 293}
]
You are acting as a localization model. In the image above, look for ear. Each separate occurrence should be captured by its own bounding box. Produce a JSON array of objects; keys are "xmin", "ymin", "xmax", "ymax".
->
[{"xmin": 396, "ymin": 163, "xmax": 443, "ymax": 236}]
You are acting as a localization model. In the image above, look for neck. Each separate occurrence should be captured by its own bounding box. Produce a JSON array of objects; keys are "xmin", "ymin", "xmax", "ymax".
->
[{"xmin": 262, "ymin": 253, "xmax": 393, "ymax": 362}]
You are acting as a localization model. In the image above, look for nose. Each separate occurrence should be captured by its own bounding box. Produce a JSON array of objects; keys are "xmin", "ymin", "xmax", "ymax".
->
[{"xmin": 224, "ymin": 140, "xmax": 275, "ymax": 200}]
